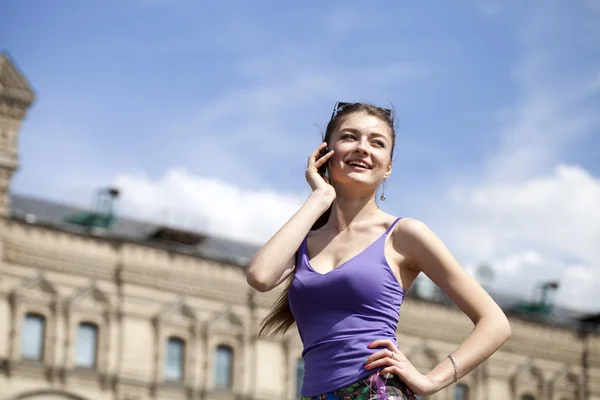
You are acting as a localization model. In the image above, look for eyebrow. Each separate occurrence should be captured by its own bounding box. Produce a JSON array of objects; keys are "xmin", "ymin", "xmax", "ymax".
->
[{"xmin": 338, "ymin": 127, "xmax": 389, "ymax": 140}]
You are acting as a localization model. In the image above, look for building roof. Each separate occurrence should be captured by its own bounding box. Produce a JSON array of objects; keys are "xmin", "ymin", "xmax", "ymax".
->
[
  {"xmin": 9, "ymin": 193, "xmax": 599, "ymax": 333},
  {"xmin": 10, "ymin": 193, "xmax": 258, "ymax": 266}
]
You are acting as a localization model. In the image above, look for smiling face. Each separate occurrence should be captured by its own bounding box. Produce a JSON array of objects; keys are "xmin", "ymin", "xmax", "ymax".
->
[{"xmin": 327, "ymin": 110, "xmax": 394, "ymax": 188}]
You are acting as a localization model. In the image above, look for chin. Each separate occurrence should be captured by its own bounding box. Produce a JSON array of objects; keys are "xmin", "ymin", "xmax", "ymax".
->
[{"xmin": 333, "ymin": 173, "xmax": 379, "ymax": 188}]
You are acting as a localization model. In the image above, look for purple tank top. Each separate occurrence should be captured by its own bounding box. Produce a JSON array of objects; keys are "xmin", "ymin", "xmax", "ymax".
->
[{"xmin": 288, "ymin": 217, "xmax": 405, "ymax": 396}]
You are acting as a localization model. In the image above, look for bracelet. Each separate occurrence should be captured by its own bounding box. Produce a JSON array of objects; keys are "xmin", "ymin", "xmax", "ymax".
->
[{"xmin": 448, "ymin": 354, "xmax": 459, "ymax": 383}]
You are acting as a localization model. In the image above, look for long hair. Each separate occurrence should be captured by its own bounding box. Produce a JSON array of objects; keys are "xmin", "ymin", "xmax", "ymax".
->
[{"xmin": 257, "ymin": 102, "xmax": 397, "ymax": 338}]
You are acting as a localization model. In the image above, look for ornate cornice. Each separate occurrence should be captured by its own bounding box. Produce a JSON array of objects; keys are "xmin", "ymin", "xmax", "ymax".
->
[
  {"xmin": 119, "ymin": 267, "xmax": 249, "ymax": 305},
  {"xmin": 2, "ymin": 221, "xmax": 252, "ymax": 294},
  {"xmin": 2, "ymin": 236, "xmax": 114, "ymax": 280}
]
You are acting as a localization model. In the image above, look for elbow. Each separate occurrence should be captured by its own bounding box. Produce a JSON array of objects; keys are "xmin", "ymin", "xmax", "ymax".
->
[
  {"xmin": 246, "ymin": 268, "xmax": 272, "ymax": 293},
  {"xmin": 504, "ymin": 316, "xmax": 512, "ymax": 341},
  {"xmin": 496, "ymin": 311, "xmax": 512, "ymax": 343},
  {"xmin": 478, "ymin": 309, "xmax": 512, "ymax": 344}
]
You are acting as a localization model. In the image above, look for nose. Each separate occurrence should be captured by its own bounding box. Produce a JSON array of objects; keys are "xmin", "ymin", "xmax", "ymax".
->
[{"xmin": 353, "ymin": 137, "xmax": 369, "ymax": 155}]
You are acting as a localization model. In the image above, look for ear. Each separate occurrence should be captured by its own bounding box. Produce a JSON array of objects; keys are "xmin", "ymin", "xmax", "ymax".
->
[{"xmin": 384, "ymin": 161, "xmax": 392, "ymax": 179}]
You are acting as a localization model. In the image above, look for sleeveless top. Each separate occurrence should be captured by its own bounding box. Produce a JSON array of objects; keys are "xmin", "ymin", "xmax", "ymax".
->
[{"xmin": 288, "ymin": 217, "xmax": 405, "ymax": 396}]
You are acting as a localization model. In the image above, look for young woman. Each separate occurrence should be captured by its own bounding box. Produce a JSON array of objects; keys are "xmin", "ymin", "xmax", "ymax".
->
[{"xmin": 246, "ymin": 102, "xmax": 511, "ymax": 400}]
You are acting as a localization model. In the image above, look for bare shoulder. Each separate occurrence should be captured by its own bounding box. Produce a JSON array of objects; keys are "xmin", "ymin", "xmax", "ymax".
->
[
  {"xmin": 393, "ymin": 217, "xmax": 434, "ymax": 240},
  {"xmin": 391, "ymin": 218, "xmax": 447, "ymax": 262}
]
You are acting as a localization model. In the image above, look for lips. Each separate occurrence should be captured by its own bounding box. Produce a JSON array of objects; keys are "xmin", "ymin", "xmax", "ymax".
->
[{"xmin": 345, "ymin": 159, "xmax": 372, "ymax": 170}]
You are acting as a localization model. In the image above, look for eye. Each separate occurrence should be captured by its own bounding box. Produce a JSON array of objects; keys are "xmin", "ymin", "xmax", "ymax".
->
[
  {"xmin": 341, "ymin": 133, "xmax": 355, "ymax": 140},
  {"xmin": 373, "ymin": 140, "xmax": 385, "ymax": 147}
]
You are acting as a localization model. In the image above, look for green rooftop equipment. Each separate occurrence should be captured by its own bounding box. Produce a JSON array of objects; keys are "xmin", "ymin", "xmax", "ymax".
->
[{"xmin": 65, "ymin": 187, "xmax": 120, "ymax": 230}]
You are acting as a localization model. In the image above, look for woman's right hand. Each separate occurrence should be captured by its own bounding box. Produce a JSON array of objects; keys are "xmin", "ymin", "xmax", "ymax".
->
[{"xmin": 305, "ymin": 142, "xmax": 336, "ymax": 202}]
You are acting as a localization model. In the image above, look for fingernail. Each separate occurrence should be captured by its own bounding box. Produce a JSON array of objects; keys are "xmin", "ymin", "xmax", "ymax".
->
[
  {"xmin": 365, "ymin": 363, "xmax": 370, "ymax": 369},
  {"xmin": 364, "ymin": 357, "xmax": 369, "ymax": 365}
]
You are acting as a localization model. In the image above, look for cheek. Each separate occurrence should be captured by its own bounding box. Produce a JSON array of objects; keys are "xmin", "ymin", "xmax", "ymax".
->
[
  {"xmin": 332, "ymin": 141, "xmax": 351, "ymax": 153},
  {"xmin": 373, "ymin": 150, "xmax": 391, "ymax": 167},
  {"xmin": 330, "ymin": 143, "xmax": 352, "ymax": 161}
]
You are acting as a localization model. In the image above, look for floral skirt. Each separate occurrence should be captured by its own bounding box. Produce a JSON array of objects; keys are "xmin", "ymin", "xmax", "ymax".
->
[{"xmin": 300, "ymin": 372, "xmax": 416, "ymax": 400}]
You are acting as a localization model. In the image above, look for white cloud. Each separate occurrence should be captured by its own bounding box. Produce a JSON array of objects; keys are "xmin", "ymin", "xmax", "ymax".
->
[
  {"xmin": 562, "ymin": 265, "xmax": 598, "ymax": 310},
  {"xmin": 113, "ymin": 169, "xmax": 305, "ymax": 245},
  {"xmin": 452, "ymin": 165, "xmax": 600, "ymax": 262},
  {"xmin": 444, "ymin": 165, "xmax": 600, "ymax": 312}
]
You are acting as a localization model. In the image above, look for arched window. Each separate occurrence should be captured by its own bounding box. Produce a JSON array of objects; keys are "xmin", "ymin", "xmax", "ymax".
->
[
  {"xmin": 520, "ymin": 395, "xmax": 536, "ymax": 400},
  {"xmin": 164, "ymin": 337, "xmax": 185, "ymax": 381},
  {"xmin": 21, "ymin": 313, "xmax": 45, "ymax": 361},
  {"xmin": 75, "ymin": 322, "xmax": 98, "ymax": 368},
  {"xmin": 214, "ymin": 345, "xmax": 233, "ymax": 390},
  {"xmin": 295, "ymin": 358, "xmax": 305, "ymax": 397},
  {"xmin": 454, "ymin": 383, "xmax": 469, "ymax": 400}
]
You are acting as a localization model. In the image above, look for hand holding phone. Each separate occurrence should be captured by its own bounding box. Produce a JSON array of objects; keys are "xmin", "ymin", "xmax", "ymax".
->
[
  {"xmin": 317, "ymin": 146, "xmax": 332, "ymax": 176},
  {"xmin": 306, "ymin": 142, "xmax": 336, "ymax": 200}
]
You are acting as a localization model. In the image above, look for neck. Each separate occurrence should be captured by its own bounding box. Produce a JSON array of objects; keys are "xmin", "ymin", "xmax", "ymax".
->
[{"xmin": 327, "ymin": 191, "xmax": 380, "ymax": 232}]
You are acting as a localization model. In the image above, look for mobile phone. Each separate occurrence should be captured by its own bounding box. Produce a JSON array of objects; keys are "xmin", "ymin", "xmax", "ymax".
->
[{"xmin": 317, "ymin": 146, "xmax": 331, "ymax": 176}]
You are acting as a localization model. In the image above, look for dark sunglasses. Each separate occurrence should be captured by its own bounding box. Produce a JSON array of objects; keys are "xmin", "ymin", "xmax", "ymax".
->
[{"xmin": 330, "ymin": 101, "xmax": 394, "ymax": 121}]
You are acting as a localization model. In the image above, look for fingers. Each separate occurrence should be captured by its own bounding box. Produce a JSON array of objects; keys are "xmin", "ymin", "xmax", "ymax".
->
[
  {"xmin": 368, "ymin": 339, "xmax": 399, "ymax": 353},
  {"xmin": 365, "ymin": 356, "xmax": 396, "ymax": 369},
  {"xmin": 364, "ymin": 355, "xmax": 397, "ymax": 371},
  {"xmin": 308, "ymin": 142, "xmax": 328, "ymax": 164},
  {"xmin": 365, "ymin": 340, "xmax": 429, "ymax": 396},
  {"xmin": 364, "ymin": 339, "xmax": 405, "ymax": 371},
  {"xmin": 378, "ymin": 366, "xmax": 403, "ymax": 379},
  {"xmin": 314, "ymin": 148, "xmax": 334, "ymax": 168},
  {"xmin": 365, "ymin": 348, "xmax": 395, "ymax": 365}
]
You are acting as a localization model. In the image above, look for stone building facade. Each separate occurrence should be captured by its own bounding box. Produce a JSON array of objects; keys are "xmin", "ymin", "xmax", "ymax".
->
[{"xmin": 0, "ymin": 53, "xmax": 599, "ymax": 400}]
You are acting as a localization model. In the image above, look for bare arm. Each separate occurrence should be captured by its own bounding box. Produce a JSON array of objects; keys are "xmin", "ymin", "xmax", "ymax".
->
[
  {"xmin": 246, "ymin": 143, "xmax": 336, "ymax": 292},
  {"xmin": 402, "ymin": 218, "xmax": 511, "ymax": 392},
  {"xmin": 246, "ymin": 191, "xmax": 332, "ymax": 292}
]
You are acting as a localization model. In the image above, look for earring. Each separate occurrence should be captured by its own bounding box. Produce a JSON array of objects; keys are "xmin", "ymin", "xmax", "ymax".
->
[{"xmin": 380, "ymin": 179, "xmax": 387, "ymax": 201}]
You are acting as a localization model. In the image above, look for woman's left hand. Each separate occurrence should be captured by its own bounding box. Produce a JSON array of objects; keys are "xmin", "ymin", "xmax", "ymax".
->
[{"xmin": 365, "ymin": 339, "xmax": 438, "ymax": 396}]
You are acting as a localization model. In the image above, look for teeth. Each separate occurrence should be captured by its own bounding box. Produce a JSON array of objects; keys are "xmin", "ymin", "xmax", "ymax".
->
[{"xmin": 348, "ymin": 161, "xmax": 369, "ymax": 168}]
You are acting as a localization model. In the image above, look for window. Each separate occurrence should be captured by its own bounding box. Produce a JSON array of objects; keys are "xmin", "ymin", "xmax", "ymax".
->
[
  {"xmin": 520, "ymin": 395, "xmax": 535, "ymax": 400},
  {"xmin": 296, "ymin": 358, "xmax": 305, "ymax": 397},
  {"xmin": 164, "ymin": 337, "xmax": 185, "ymax": 381},
  {"xmin": 454, "ymin": 383, "xmax": 469, "ymax": 400},
  {"xmin": 75, "ymin": 322, "xmax": 98, "ymax": 368},
  {"xmin": 214, "ymin": 345, "xmax": 233, "ymax": 390},
  {"xmin": 21, "ymin": 313, "xmax": 45, "ymax": 360}
]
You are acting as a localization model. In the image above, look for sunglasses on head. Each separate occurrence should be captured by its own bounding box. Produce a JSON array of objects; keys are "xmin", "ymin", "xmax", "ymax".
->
[{"xmin": 330, "ymin": 101, "xmax": 394, "ymax": 121}]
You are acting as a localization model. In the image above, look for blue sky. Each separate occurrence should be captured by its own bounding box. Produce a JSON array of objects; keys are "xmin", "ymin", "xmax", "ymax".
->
[{"xmin": 3, "ymin": 0, "xmax": 600, "ymax": 311}]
